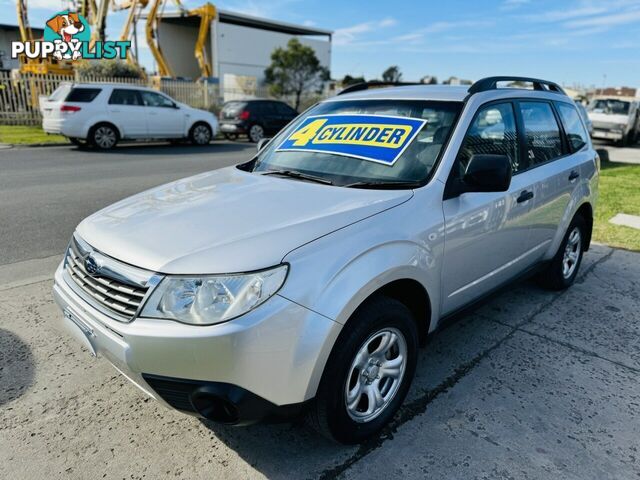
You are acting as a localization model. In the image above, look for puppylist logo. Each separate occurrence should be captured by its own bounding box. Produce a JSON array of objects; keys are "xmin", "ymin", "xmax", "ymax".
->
[{"xmin": 11, "ymin": 10, "xmax": 130, "ymax": 61}]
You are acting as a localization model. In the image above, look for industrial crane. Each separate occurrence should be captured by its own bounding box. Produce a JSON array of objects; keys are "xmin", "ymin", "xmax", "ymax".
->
[
  {"xmin": 145, "ymin": 0, "xmax": 216, "ymax": 79},
  {"xmin": 16, "ymin": 0, "xmax": 74, "ymax": 74},
  {"xmin": 112, "ymin": 0, "xmax": 149, "ymax": 67}
]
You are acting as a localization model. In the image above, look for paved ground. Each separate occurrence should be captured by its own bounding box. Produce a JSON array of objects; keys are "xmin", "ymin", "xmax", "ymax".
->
[
  {"xmin": 1, "ymin": 142, "xmax": 640, "ymax": 479},
  {"xmin": 0, "ymin": 141, "xmax": 255, "ymax": 265}
]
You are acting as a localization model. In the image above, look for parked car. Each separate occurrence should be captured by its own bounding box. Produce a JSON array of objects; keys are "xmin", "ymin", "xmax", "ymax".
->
[
  {"xmin": 219, "ymin": 99, "xmax": 298, "ymax": 142},
  {"xmin": 53, "ymin": 77, "xmax": 598, "ymax": 444},
  {"xmin": 575, "ymin": 100, "xmax": 593, "ymax": 136},
  {"xmin": 587, "ymin": 96, "xmax": 640, "ymax": 146},
  {"xmin": 41, "ymin": 83, "xmax": 219, "ymax": 149}
]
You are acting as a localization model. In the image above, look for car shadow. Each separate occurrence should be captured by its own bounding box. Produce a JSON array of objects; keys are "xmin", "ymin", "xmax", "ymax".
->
[
  {"xmin": 70, "ymin": 140, "xmax": 255, "ymax": 157},
  {"xmin": 195, "ymin": 276, "xmax": 554, "ymax": 479},
  {"xmin": 0, "ymin": 328, "xmax": 35, "ymax": 407}
]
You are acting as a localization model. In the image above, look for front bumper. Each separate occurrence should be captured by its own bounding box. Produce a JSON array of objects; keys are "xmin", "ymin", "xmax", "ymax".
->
[{"xmin": 53, "ymin": 262, "xmax": 340, "ymax": 423}]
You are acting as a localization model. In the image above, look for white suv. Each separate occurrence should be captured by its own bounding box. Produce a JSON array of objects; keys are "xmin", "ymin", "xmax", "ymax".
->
[
  {"xmin": 53, "ymin": 77, "xmax": 598, "ymax": 444},
  {"xmin": 41, "ymin": 83, "xmax": 219, "ymax": 149}
]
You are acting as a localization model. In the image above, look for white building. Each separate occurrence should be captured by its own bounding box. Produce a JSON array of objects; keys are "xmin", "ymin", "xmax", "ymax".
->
[{"xmin": 141, "ymin": 10, "xmax": 332, "ymax": 89}]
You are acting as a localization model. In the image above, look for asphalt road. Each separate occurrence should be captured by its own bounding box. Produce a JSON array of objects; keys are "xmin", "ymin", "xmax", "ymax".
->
[
  {"xmin": 0, "ymin": 141, "xmax": 255, "ymax": 266},
  {"xmin": 1, "ymin": 142, "xmax": 640, "ymax": 479}
]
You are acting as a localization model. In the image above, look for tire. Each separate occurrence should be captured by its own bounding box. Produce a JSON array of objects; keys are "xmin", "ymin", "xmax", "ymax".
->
[
  {"xmin": 89, "ymin": 123, "xmax": 118, "ymax": 150},
  {"xmin": 307, "ymin": 296, "xmax": 418, "ymax": 444},
  {"xmin": 189, "ymin": 122, "xmax": 212, "ymax": 145},
  {"xmin": 248, "ymin": 124, "xmax": 265, "ymax": 143},
  {"xmin": 537, "ymin": 214, "xmax": 586, "ymax": 290},
  {"xmin": 223, "ymin": 133, "xmax": 238, "ymax": 141}
]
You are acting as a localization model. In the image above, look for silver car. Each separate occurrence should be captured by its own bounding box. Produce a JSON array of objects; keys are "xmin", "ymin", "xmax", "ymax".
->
[{"xmin": 53, "ymin": 76, "xmax": 598, "ymax": 444}]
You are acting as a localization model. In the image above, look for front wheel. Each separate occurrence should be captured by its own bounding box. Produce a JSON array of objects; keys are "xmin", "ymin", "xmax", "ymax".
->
[
  {"xmin": 538, "ymin": 215, "xmax": 586, "ymax": 290},
  {"xmin": 307, "ymin": 296, "xmax": 418, "ymax": 444},
  {"xmin": 189, "ymin": 123, "xmax": 212, "ymax": 145}
]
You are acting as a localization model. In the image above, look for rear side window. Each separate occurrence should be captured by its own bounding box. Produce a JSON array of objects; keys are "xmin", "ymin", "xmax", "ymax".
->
[
  {"xmin": 556, "ymin": 103, "xmax": 588, "ymax": 152},
  {"xmin": 65, "ymin": 88, "xmax": 101, "ymax": 103},
  {"xmin": 519, "ymin": 102, "xmax": 563, "ymax": 165},
  {"xmin": 456, "ymin": 102, "xmax": 520, "ymax": 174},
  {"xmin": 109, "ymin": 89, "xmax": 142, "ymax": 106},
  {"xmin": 274, "ymin": 102, "xmax": 296, "ymax": 116}
]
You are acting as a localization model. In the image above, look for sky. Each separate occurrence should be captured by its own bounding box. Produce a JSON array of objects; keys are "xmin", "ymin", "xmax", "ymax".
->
[{"xmin": 2, "ymin": 0, "xmax": 640, "ymax": 88}]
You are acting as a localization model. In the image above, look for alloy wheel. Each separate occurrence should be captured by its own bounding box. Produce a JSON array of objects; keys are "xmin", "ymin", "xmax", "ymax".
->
[
  {"xmin": 562, "ymin": 227, "xmax": 581, "ymax": 279},
  {"xmin": 344, "ymin": 327, "xmax": 408, "ymax": 423},
  {"xmin": 249, "ymin": 124, "xmax": 264, "ymax": 143},
  {"xmin": 94, "ymin": 126, "xmax": 116, "ymax": 149}
]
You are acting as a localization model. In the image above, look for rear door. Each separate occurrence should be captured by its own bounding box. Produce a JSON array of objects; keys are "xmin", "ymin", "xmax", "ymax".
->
[
  {"xmin": 107, "ymin": 88, "xmax": 147, "ymax": 138},
  {"xmin": 140, "ymin": 90, "xmax": 185, "ymax": 137},
  {"xmin": 273, "ymin": 102, "xmax": 298, "ymax": 131},
  {"xmin": 259, "ymin": 102, "xmax": 282, "ymax": 134},
  {"xmin": 521, "ymin": 100, "xmax": 591, "ymax": 256},
  {"xmin": 442, "ymin": 101, "xmax": 537, "ymax": 314}
]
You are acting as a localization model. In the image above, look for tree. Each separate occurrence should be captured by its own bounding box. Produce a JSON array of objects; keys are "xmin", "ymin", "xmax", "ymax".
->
[
  {"xmin": 76, "ymin": 59, "xmax": 143, "ymax": 79},
  {"xmin": 341, "ymin": 74, "xmax": 365, "ymax": 86},
  {"xmin": 265, "ymin": 38, "xmax": 329, "ymax": 111},
  {"xmin": 382, "ymin": 65, "xmax": 402, "ymax": 83}
]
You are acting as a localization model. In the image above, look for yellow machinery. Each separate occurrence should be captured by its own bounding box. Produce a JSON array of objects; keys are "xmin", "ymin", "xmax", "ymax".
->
[
  {"xmin": 16, "ymin": 0, "xmax": 74, "ymax": 75},
  {"xmin": 145, "ymin": 0, "xmax": 216, "ymax": 78},
  {"xmin": 112, "ymin": 0, "xmax": 149, "ymax": 67}
]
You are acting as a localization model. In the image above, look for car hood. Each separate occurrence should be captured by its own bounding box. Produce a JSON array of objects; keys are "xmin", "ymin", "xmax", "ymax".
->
[{"xmin": 76, "ymin": 167, "xmax": 412, "ymax": 274}]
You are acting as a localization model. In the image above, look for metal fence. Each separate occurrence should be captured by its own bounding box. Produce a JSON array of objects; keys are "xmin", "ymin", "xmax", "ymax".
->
[{"xmin": 0, "ymin": 71, "xmax": 326, "ymax": 126}]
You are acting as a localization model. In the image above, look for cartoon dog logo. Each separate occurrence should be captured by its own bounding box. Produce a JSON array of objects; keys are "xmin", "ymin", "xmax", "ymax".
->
[{"xmin": 46, "ymin": 12, "xmax": 85, "ymax": 60}]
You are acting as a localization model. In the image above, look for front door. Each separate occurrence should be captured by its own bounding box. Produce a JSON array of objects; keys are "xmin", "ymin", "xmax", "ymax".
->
[
  {"xmin": 140, "ymin": 91, "xmax": 185, "ymax": 137},
  {"xmin": 442, "ymin": 101, "xmax": 537, "ymax": 315},
  {"xmin": 106, "ymin": 88, "xmax": 147, "ymax": 138}
]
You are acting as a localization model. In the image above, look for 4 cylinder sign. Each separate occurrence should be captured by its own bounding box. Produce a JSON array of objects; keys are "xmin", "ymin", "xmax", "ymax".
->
[{"xmin": 11, "ymin": 10, "xmax": 130, "ymax": 61}]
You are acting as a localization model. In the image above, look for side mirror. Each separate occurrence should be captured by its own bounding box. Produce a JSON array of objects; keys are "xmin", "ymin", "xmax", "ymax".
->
[
  {"xmin": 463, "ymin": 154, "xmax": 512, "ymax": 192},
  {"xmin": 257, "ymin": 138, "xmax": 271, "ymax": 152}
]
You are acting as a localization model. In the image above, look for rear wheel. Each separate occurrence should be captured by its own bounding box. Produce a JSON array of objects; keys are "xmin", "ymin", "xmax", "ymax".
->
[
  {"xmin": 190, "ymin": 122, "xmax": 212, "ymax": 145},
  {"xmin": 248, "ymin": 124, "xmax": 264, "ymax": 143},
  {"xmin": 537, "ymin": 215, "xmax": 586, "ymax": 290},
  {"xmin": 307, "ymin": 296, "xmax": 418, "ymax": 444},
  {"xmin": 89, "ymin": 124, "xmax": 118, "ymax": 150}
]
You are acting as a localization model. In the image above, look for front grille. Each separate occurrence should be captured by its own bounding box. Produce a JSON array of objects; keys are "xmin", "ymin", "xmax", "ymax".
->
[{"xmin": 65, "ymin": 239, "xmax": 149, "ymax": 320}]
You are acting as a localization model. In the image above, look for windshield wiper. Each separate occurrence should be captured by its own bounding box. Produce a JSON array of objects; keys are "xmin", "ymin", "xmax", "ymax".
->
[
  {"xmin": 343, "ymin": 180, "xmax": 422, "ymax": 189},
  {"xmin": 261, "ymin": 169, "xmax": 334, "ymax": 185}
]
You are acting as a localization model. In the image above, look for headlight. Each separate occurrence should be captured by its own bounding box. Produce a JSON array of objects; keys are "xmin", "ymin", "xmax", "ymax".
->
[{"xmin": 141, "ymin": 265, "xmax": 288, "ymax": 325}]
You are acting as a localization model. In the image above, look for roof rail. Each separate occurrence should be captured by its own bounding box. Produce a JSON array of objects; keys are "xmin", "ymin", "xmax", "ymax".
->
[
  {"xmin": 468, "ymin": 76, "xmax": 567, "ymax": 96},
  {"xmin": 337, "ymin": 81, "xmax": 421, "ymax": 96}
]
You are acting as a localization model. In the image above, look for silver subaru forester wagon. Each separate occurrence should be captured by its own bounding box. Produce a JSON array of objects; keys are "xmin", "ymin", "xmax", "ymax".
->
[{"xmin": 53, "ymin": 77, "xmax": 598, "ymax": 444}]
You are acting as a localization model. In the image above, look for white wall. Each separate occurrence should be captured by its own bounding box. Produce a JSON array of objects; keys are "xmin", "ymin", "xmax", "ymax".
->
[
  {"xmin": 215, "ymin": 22, "xmax": 331, "ymax": 87},
  {"xmin": 156, "ymin": 18, "xmax": 331, "ymax": 85}
]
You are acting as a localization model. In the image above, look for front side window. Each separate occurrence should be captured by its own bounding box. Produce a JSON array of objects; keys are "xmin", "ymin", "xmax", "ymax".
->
[
  {"xmin": 519, "ymin": 102, "xmax": 563, "ymax": 165},
  {"xmin": 456, "ymin": 102, "xmax": 520, "ymax": 175},
  {"xmin": 556, "ymin": 102, "xmax": 588, "ymax": 152},
  {"xmin": 109, "ymin": 89, "xmax": 142, "ymax": 106},
  {"xmin": 141, "ymin": 91, "xmax": 175, "ymax": 108},
  {"xmin": 249, "ymin": 99, "xmax": 462, "ymax": 186}
]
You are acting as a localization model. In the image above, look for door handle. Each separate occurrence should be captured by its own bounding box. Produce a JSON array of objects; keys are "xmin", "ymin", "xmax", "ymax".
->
[
  {"xmin": 149, "ymin": 111, "xmax": 158, "ymax": 115},
  {"xmin": 516, "ymin": 190, "xmax": 534, "ymax": 203},
  {"xmin": 568, "ymin": 170, "xmax": 580, "ymax": 181}
]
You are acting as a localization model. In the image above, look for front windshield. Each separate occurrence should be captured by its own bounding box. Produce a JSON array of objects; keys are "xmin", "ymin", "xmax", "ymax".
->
[
  {"xmin": 589, "ymin": 99, "xmax": 631, "ymax": 115},
  {"xmin": 250, "ymin": 99, "xmax": 462, "ymax": 187}
]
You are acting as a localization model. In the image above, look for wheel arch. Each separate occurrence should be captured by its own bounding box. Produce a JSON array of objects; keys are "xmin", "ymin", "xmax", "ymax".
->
[
  {"xmin": 575, "ymin": 202, "xmax": 593, "ymax": 251},
  {"xmin": 88, "ymin": 120, "xmax": 122, "ymax": 140}
]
